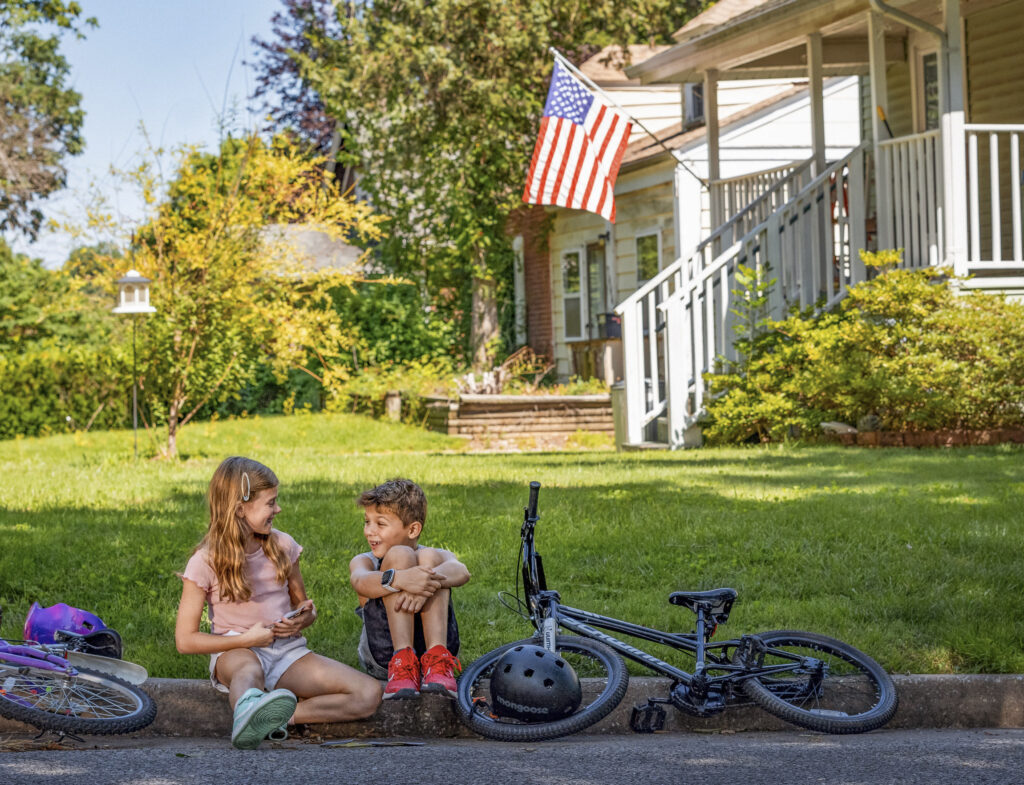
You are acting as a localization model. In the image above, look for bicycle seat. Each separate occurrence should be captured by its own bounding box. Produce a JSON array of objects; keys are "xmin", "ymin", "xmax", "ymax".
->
[{"xmin": 669, "ymin": 588, "xmax": 737, "ymax": 623}]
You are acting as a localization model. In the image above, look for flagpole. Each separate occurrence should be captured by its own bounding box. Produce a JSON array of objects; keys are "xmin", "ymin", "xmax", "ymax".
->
[{"xmin": 548, "ymin": 47, "xmax": 706, "ymax": 186}]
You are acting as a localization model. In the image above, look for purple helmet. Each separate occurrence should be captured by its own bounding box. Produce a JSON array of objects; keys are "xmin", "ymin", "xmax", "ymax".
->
[{"xmin": 23, "ymin": 602, "xmax": 109, "ymax": 644}]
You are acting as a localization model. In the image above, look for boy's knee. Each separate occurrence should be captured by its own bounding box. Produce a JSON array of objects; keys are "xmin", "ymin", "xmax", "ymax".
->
[
  {"xmin": 381, "ymin": 545, "xmax": 417, "ymax": 569},
  {"xmin": 417, "ymin": 548, "xmax": 445, "ymax": 569}
]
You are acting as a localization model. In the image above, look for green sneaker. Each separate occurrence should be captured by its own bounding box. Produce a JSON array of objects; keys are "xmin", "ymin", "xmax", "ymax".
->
[{"xmin": 231, "ymin": 688, "xmax": 297, "ymax": 750}]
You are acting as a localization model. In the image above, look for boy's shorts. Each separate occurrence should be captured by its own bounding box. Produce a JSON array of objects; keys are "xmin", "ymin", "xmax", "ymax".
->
[
  {"xmin": 355, "ymin": 597, "xmax": 460, "ymax": 679},
  {"xmin": 209, "ymin": 630, "xmax": 312, "ymax": 693}
]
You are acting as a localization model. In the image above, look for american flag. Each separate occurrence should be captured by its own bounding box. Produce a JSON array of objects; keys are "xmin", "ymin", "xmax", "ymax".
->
[{"xmin": 522, "ymin": 60, "xmax": 632, "ymax": 222}]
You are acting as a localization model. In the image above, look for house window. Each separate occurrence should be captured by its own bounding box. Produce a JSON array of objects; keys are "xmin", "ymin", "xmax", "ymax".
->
[
  {"xmin": 585, "ymin": 242, "xmax": 607, "ymax": 339},
  {"xmin": 563, "ymin": 250, "xmax": 583, "ymax": 340},
  {"xmin": 921, "ymin": 52, "xmax": 939, "ymax": 131},
  {"xmin": 685, "ymin": 83, "xmax": 704, "ymax": 125},
  {"xmin": 636, "ymin": 231, "xmax": 661, "ymax": 283}
]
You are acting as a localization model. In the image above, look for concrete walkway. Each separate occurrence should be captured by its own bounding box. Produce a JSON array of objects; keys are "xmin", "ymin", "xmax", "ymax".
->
[{"xmin": 2, "ymin": 675, "xmax": 1021, "ymax": 738}]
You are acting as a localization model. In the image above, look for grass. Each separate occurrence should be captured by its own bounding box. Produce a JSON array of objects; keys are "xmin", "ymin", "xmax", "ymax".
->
[{"xmin": 1, "ymin": 411, "xmax": 1022, "ymax": 679}]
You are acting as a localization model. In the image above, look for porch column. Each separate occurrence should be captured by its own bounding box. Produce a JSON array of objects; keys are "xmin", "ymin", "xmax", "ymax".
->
[
  {"xmin": 940, "ymin": 0, "xmax": 968, "ymax": 274},
  {"xmin": 807, "ymin": 33, "xmax": 827, "ymax": 175},
  {"xmin": 867, "ymin": 10, "xmax": 893, "ymax": 249},
  {"xmin": 704, "ymin": 69, "xmax": 722, "ymax": 235}
]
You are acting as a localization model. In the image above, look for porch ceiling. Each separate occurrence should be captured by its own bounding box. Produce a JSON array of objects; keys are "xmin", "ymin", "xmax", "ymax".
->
[{"xmin": 626, "ymin": 0, "xmax": 961, "ymax": 83}]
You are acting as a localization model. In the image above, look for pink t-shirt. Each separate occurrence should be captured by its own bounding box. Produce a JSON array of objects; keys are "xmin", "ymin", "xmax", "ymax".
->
[{"xmin": 182, "ymin": 530, "xmax": 303, "ymax": 634}]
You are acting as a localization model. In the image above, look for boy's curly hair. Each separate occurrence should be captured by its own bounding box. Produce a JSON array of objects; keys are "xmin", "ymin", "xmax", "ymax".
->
[{"xmin": 357, "ymin": 478, "xmax": 427, "ymax": 527}]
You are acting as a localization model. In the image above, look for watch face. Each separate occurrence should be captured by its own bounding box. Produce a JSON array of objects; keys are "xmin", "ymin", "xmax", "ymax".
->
[{"xmin": 381, "ymin": 568, "xmax": 395, "ymax": 586}]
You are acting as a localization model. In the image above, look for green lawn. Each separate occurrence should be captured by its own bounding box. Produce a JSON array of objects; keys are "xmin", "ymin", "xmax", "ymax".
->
[{"xmin": 1, "ymin": 412, "xmax": 1022, "ymax": 679}]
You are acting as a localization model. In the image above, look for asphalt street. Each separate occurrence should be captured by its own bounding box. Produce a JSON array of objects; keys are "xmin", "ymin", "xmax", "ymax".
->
[{"xmin": 2, "ymin": 729, "xmax": 1023, "ymax": 785}]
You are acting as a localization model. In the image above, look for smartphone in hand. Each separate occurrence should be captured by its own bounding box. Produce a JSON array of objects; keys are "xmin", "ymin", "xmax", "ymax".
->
[{"xmin": 275, "ymin": 607, "xmax": 308, "ymax": 624}]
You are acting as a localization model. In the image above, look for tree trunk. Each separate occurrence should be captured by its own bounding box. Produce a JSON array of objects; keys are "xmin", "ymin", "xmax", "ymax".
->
[
  {"xmin": 471, "ymin": 275, "xmax": 499, "ymax": 371},
  {"xmin": 167, "ymin": 400, "xmax": 179, "ymax": 459}
]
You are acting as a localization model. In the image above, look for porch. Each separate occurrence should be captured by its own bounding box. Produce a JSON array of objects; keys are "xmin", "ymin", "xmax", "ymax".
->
[{"xmin": 615, "ymin": 0, "xmax": 1024, "ymax": 448}]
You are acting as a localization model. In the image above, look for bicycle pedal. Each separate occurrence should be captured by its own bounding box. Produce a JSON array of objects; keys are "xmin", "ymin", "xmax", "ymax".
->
[{"xmin": 629, "ymin": 702, "xmax": 666, "ymax": 734}]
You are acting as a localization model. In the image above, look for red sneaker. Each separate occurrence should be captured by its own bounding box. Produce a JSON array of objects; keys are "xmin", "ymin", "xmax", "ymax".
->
[
  {"xmin": 420, "ymin": 645, "xmax": 462, "ymax": 698},
  {"xmin": 384, "ymin": 647, "xmax": 420, "ymax": 700}
]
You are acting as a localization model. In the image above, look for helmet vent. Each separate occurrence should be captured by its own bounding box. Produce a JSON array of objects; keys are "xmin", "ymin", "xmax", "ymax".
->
[
  {"xmin": 524, "ymin": 669, "xmax": 534, "ymax": 678},
  {"xmin": 555, "ymin": 660, "xmax": 565, "ymax": 668},
  {"xmin": 543, "ymin": 678, "xmax": 554, "ymax": 688},
  {"xmin": 534, "ymin": 650, "xmax": 544, "ymax": 657},
  {"xmin": 503, "ymin": 664, "xmax": 512, "ymax": 673}
]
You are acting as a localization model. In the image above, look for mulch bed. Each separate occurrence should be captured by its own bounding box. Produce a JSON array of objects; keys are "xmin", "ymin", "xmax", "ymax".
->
[{"xmin": 834, "ymin": 429, "xmax": 1024, "ymax": 447}]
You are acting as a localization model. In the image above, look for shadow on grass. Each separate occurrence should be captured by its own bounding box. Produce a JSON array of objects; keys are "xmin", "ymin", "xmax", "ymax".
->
[{"xmin": 3, "ymin": 455, "xmax": 1023, "ymax": 676}]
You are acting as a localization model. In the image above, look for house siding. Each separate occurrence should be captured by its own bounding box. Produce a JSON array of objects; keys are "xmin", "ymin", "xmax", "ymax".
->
[{"xmin": 965, "ymin": 0, "xmax": 1024, "ymax": 261}]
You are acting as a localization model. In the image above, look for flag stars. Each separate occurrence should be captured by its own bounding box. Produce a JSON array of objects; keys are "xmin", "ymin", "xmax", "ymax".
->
[{"xmin": 544, "ymin": 64, "xmax": 593, "ymax": 125}]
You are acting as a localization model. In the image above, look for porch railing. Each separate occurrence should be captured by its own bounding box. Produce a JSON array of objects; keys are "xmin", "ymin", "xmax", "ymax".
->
[
  {"xmin": 965, "ymin": 124, "xmax": 1024, "ymax": 265},
  {"xmin": 710, "ymin": 160, "xmax": 815, "ymax": 228},
  {"xmin": 877, "ymin": 130, "xmax": 943, "ymax": 267},
  {"xmin": 616, "ymin": 144, "xmax": 867, "ymax": 447},
  {"xmin": 702, "ymin": 159, "xmax": 815, "ymax": 257}
]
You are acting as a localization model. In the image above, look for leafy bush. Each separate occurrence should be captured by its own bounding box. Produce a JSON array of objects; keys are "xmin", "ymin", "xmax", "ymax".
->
[
  {"xmin": 703, "ymin": 253, "xmax": 1024, "ymax": 443},
  {"xmin": 0, "ymin": 345, "xmax": 131, "ymax": 439}
]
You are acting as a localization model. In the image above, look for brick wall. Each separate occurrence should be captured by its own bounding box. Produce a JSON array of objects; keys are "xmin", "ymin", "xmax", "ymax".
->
[{"xmin": 508, "ymin": 206, "xmax": 553, "ymax": 359}]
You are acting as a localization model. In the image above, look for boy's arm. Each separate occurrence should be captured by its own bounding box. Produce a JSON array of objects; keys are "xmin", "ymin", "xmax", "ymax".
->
[
  {"xmin": 349, "ymin": 553, "xmax": 442, "ymax": 598},
  {"xmin": 428, "ymin": 549, "xmax": 471, "ymax": 588}
]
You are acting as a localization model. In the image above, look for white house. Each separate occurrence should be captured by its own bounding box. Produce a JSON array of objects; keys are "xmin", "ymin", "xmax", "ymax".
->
[
  {"xmin": 608, "ymin": 0, "xmax": 1024, "ymax": 448},
  {"xmin": 519, "ymin": 41, "xmax": 862, "ymax": 387}
]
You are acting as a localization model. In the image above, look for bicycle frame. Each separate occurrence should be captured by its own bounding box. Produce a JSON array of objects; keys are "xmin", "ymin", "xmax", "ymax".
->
[
  {"xmin": 0, "ymin": 640, "xmax": 78, "ymax": 675},
  {"xmin": 518, "ymin": 483, "xmax": 815, "ymax": 710}
]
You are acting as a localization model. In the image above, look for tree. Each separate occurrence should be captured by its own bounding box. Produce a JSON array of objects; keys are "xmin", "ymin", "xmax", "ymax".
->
[
  {"xmin": 0, "ymin": 0, "xmax": 95, "ymax": 238},
  {"xmin": 0, "ymin": 238, "xmax": 107, "ymax": 350},
  {"xmin": 289, "ymin": 0, "xmax": 695, "ymax": 368},
  {"xmin": 81, "ymin": 134, "xmax": 383, "ymax": 458},
  {"xmin": 249, "ymin": 0, "xmax": 354, "ymax": 188}
]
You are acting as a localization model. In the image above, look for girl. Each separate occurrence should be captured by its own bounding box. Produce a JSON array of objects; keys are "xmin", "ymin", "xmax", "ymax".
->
[{"xmin": 176, "ymin": 456, "xmax": 381, "ymax": 749}]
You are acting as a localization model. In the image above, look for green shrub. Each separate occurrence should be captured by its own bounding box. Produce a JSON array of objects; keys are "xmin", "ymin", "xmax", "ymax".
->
[
  {"xmin": 0, "ymin": 345, "xmax": 131, "ymax": 439},
  {"xmin": 703, "ymin": 253, "xmax": 1024, "ymax": 443}
]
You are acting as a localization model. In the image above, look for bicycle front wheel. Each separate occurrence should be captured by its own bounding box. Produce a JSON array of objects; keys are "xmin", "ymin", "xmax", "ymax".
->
[
  {"xmin": 737, "ymin": 630, "xmax": 897, "ymax": 734},
  {"xmin": 0, "ymin": 663, "xmax": 156, "ymax": 735},
  {"xmin": 456, "ymin": 635, "xmax": 628, "ymax": 742}
]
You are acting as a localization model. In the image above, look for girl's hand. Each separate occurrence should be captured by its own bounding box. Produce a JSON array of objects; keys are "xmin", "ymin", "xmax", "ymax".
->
[
  {"xmin": 241, "ymin": 622, "xmax": 275, "ymax": 648},
  {"xmin": 271, "ymin": 599, "xmax": 315, "ymax": 638}
]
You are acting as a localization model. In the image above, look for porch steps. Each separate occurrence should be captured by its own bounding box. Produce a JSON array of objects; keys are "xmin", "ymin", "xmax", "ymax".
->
[{"xmin": 620, "ymin": 441, "xmax": 670, "ymax": 451}]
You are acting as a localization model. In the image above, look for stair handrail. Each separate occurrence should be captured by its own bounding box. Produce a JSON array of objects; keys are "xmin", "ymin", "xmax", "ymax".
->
[
  {"xmin": 699, "ymin": 158, "xmax": 814, "ymax": 252},
  {"xmin": 667, "ymin": 142, "xmax": 868, "ymax": 306}
]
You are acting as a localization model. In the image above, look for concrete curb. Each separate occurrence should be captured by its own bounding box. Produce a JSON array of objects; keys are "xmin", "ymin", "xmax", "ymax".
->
[{"xmin": 2, "ymin": 675, "xmax": 1022, "ymax": 738}]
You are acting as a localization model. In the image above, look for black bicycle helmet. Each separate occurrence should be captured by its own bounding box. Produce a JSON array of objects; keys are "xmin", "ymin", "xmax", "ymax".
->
[{"xmin": 489, "ymin": 644, "xmax": 582, "ymax": 722}]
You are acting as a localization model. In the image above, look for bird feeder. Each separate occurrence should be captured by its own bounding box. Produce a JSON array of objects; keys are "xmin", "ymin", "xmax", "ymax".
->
[{"xmin": 112, "ymin": 269, "xmax": 156, "ymax": 314}]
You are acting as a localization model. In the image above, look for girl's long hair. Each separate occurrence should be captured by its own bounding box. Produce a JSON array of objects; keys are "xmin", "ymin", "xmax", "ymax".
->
[{"xmin": 198, "ymin": 456, "xmax": 291, "ymax": 603}]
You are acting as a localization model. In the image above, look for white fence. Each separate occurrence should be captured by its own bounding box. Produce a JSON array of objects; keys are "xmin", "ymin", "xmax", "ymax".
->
[
  {"xmin": 877, "ymin": 130, "xmax": 943, "ymax": 267},
  {"xmin": 966, "ymin": 124, "xmax": 1024, "ymax": 265}
]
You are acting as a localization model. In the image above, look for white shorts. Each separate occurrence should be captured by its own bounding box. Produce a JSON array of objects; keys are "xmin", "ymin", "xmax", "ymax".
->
[{"xmin": 209, "ymin": 631, "xmax": 312, "ymax": 694}]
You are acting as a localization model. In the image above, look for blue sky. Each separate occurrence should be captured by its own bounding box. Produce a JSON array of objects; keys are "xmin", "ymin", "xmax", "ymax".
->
[{"xmin": 7, "ymin": 0, "xmax": 285, "ymax": 267}]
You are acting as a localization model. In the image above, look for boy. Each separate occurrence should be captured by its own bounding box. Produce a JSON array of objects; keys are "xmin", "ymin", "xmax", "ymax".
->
[{"xmin": 350, "ymin": 479, "xmax": 470, "ymax": 699}]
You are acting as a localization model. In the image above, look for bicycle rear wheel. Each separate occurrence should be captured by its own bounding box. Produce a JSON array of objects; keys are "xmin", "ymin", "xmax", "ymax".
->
[
  {"xmin": 0, "ymin": 662, "xmax": 156, "ymax": 735},
  {"xmin": 456, "ymin": 635, "xmax": 628, "ymax": 742},
  {"xmin": 737, "ymin": 630, "xmax": 897, "ymax": 734}
]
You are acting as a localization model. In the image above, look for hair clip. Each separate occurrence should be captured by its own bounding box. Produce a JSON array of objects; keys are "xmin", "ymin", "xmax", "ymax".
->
[{"xmin": 241, "ymin": 472, "xmax": 251, "ymax": 501}]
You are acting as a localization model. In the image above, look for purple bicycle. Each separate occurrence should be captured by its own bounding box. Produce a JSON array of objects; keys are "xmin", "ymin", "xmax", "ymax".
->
[{"xmin": 0, "ymin": 606, "xmax": 156, "ymax": 738}]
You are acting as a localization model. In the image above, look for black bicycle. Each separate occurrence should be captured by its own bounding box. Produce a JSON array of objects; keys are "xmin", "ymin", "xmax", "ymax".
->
[{"xmin": 455, "ymin": 482, "xmax": 898, "ymax": 741}]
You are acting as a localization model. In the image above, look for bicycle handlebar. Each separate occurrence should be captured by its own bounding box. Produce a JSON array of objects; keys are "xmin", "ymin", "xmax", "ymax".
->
[{"xmin": 527, "ymin": 481, "xmax": 540, "ymax": 520}]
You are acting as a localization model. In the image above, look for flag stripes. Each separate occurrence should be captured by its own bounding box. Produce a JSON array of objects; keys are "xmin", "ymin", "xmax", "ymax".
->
[{"xmin": 522, "ymin": 61, "xmax": 632, "ymax": 222}]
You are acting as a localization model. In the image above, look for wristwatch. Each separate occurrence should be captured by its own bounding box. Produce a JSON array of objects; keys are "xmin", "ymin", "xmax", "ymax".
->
[{"xmin": 381, "ymin": 568, "xmax": 400, "ymax": 593}]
